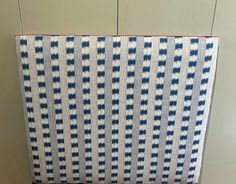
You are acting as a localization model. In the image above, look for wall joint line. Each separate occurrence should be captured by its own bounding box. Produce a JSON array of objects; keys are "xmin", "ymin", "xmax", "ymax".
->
[
  {"xmin": 116, "ymin": 0, "xmax": 119, "ymax": 35},
  {"xmin": 210, "ymin": 0, "xmax": 218, "ymax": 35},
  {"xmin": 17, "ymin": 0, "xmax": 23, "ymax": 34}
]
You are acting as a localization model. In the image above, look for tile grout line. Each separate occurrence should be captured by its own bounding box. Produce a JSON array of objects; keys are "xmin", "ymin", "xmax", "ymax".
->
[
  {"xmin": 17, "ymin": 0, "xmax": 23, "ymax": 34},
  {"xmin": 116, "ymin": 0, "xmax": 119, "ymax": 35},
  {"xmin": 210, "ymin": 0, "xmax": 218, "ymax": 35}
]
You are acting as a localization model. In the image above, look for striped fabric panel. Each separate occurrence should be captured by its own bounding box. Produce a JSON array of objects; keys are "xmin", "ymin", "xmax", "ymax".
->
[
  {"xmin": 161, "ymin": 37, "xmax": 184, "ymax": 182},
  {"xmin": 136, "ymin": 37, "xmax": 152, "ymax": 183},
  {"xmin": 111, "ymin": 36, "xmax": 121, "ymax": 183},
  {"xmin": 35, "ymin": 36, "xmax": 54, "ymax": 182},
  {"xmin": 50, "ymin": 36, "xmax": 67, "ymax": 182},
  {"xmin": 96, "ymin": 36, "xmax": 106, "ymax": 182},
  {"xmin": 123, "ymin": 37, "xmax": 137, "ymax": 183},
  {"xmin": 149, "ymin": 37, "xmax": 168, "ymax": 182},
  {"xmin": 174, "ymin": 38, "xmax": 199, "ymax": 183},
  {"xmin": 81, "ymin": 36, "xmax": 93, "ymax": 183},
  {"xmin": 16, "ymin": 35, "xmax": 218, "ymax": 184},
  {"xmin": 65, "ymin": 37, "xmax": 80, "ymax": 181},
  {"xmin": 187, "ymin": 38, "xmax": 215, "ymax": 183},
  {"xmin": 18, "ymin": 37, "xmax": 42, "ymax": 183}
]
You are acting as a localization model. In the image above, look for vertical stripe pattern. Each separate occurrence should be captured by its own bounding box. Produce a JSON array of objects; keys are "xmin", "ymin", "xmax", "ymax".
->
[
  {"xmin": 187, "ymin": 38, "xmax": 214, "ymax": 183},
  {"xmin": 174, "ymin": 38, "xmax": 199, "ymax": 183},
  {"xmin": 96, "ymin": 36, "xmax": 106, "ymax": 182},
  {"xmin": 50, "ymin": 36, "xmax": 66, "ymax": 182},
  {"xmin": 149, "ymin": 37, "xmax": 168, "ymax": 182},
  {"xmin": 161, "ymin": 37, "xmax": 184, "ymax": 182},
  {"xmin": 123, "ymin": 37, "xmax": 137, "ymax": 183},
  {"xmin": 65, "ymin": 37, "xmax": 80, "ymax": 181},
  {"xmin": 35, "ymin": 36, "xmax": 54, "ymax": 182},
  {"xmin": 136, "ymin": 37, "xmax": 152, "ymax": 183},
  {"xmin": 81, "ymin": 36, "xmax": 93, "ymax": 183},
  {"xmin": 19, "ymin": 36, "xmax": 42, "ymax": 183},
  {"xmin": 16, "ymin": 35, "xmax": 218, "ymax": 184},
  {"xmin": 111, "ymin": 36, "xmax": 121, "ymax": 183}
]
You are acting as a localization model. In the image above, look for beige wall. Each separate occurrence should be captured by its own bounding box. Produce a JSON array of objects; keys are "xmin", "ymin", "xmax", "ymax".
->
[
  {"xmin": 0, "ymin": 0, "xmax": 235, "ymax": 183},
  {"xmin": 0, "ymin": 1, "xmax": 31, "ymax": 184}
]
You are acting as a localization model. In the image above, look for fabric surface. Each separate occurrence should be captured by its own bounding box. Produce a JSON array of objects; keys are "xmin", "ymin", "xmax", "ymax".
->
[{"xmin": 16, "ymin": 35, "xmax": 218, "ymax": 184}]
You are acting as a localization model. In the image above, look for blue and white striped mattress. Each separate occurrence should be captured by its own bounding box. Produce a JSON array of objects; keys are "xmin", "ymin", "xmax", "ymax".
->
[{"xmin": 16, "ymin": 35, "xmax": 219, "ymax": 184}]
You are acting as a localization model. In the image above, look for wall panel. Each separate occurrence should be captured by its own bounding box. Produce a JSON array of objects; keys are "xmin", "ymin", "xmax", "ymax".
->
[
  {"xmin": 0, "ymin": 0, "xmax": 32, "ymax": 184},
  {"xmin": 119, "ymin": 0, "xmax": 216, "ymax": 35},
  {"xmin": 20, "ymin": 0, "xmax": 117, "ymax": 34},
  {"xmin": 201, "ymin": 0, "xmax": 236, "ymax": 183}
]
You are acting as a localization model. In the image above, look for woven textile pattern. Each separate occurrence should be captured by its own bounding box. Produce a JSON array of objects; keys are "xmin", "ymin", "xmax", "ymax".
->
[{"xmin": 16, "ymin": 35, "xmax": 218, "ymax": 184}]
